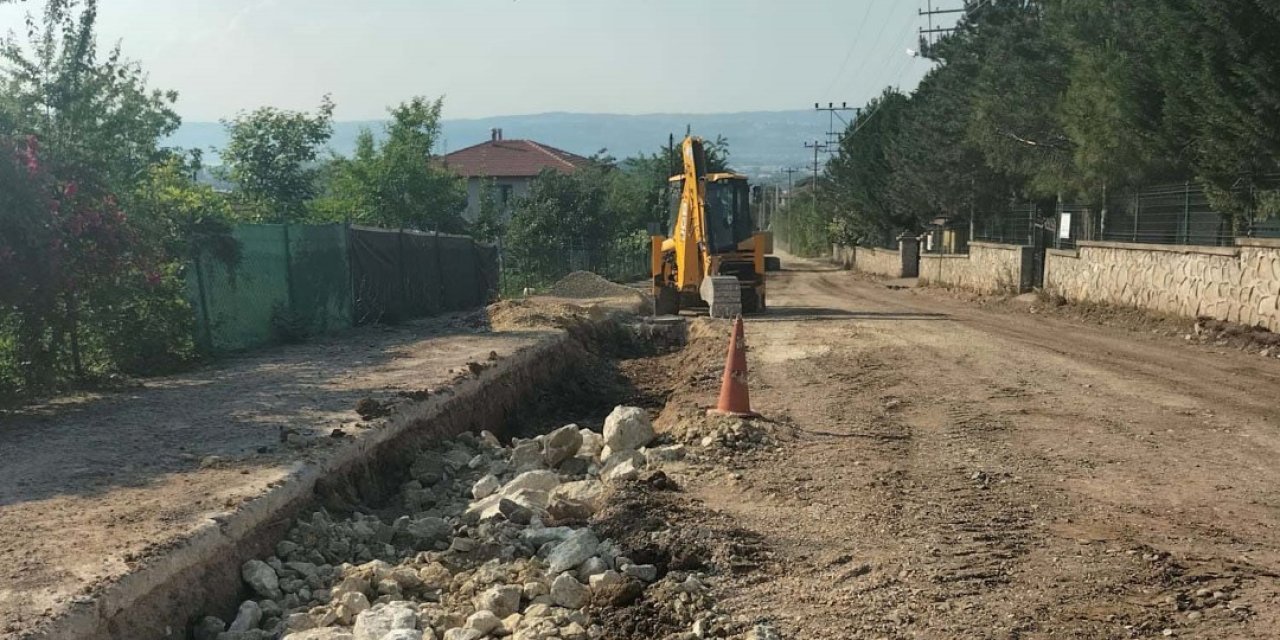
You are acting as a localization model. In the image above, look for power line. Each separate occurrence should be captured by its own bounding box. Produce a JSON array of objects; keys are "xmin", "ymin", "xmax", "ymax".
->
[
  {"xmin": 815, "ymin": 101, "xmax": 859, "ymax": 150},
  {"xmin": 842, "ymin": 2, "xmax": 901, "ymax": 101},
  {"xmin": 836, "ymin": 46, "xmax": 920, "ymax": 145},
  {"xmin": 822, "ymin": 0, "xmax": 882, "ymax": 97}
]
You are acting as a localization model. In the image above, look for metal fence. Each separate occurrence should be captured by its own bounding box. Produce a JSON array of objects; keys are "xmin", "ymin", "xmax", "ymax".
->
[
  {"xmin": 971, "ymin": 179, "xmax": 1280, "ymax": 250},
  {"xmin": 1100, "ymin": 181, "xmax": 1232, "ymax": 246},
  {"xmin": 188, "ymin": 224, "xmax": 498, "ymax": 352},
  {"xmin": 974, "ymin": 203, "xmax": 1039, "ymax": 246},
  {"xmin": 499, "ymin": 236, "xmax": 650, "ymax": 296}
]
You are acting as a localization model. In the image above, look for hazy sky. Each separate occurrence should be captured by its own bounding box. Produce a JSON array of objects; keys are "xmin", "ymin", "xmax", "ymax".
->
[{"xmin": 0, "ymin": 0, "xmax": 949, "ymax": 121}]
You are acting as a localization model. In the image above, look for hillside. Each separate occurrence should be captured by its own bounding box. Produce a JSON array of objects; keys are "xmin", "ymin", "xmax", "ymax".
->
[{"xmin": 166, "ymin": 110, "xmax": 828, "ymax": 180}]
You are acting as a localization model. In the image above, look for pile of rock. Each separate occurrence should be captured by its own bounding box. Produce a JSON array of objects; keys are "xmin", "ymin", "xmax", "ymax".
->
[
  {"xmin": 665, "ymin": 416, "xmax": 774, "ymax": 452},
  {"xmin": 194, "ymin": 405, "xmax": 704, "ymax": 640}
]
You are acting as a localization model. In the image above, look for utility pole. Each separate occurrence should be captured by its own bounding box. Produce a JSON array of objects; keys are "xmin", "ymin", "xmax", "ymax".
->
[
  {"xmin": 804, "ymin": 140, "xmax": 828, "ymax": 215},
  {"xmin": 918, "ymin": 1, "xmax": 984, "ymax": 53},
  {"xmin": 815, "ymin": 102, "xmax": 858, "ymax": 151}
]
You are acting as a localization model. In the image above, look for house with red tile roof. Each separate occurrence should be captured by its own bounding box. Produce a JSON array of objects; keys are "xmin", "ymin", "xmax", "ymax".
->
[{"xmin": 442, "ymin": 128, "xmax": 591, "ymax": 220}]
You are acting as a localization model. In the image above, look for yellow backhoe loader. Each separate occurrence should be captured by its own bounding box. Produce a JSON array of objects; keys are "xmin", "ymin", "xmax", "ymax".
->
[{"xmin": 650, "ymin": 136, "xmax": 768, "ymax": 317}]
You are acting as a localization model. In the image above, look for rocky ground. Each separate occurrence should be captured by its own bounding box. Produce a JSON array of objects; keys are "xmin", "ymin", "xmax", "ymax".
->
[{"xmin": 194, "ymin": 403, "xmax": 782, "ymax": 640}]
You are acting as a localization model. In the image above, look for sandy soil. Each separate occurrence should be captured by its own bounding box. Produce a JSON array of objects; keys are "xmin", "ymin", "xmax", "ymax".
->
[
  {"xmin": 647, "ymin": 255, "xmax": 1280, "ymax": 639},
  {"xmin": 0, "ymin": 313, "xmax": 553, "ymax": 637}
]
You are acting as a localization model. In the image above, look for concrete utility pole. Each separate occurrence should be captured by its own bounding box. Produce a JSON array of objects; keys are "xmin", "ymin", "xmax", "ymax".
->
[
  {"xmin": 783, "ymin": 167, "xmax": 798, "ymax": 193},
  {"xmin": 804, "ymin": 140, "xmax": 828, "ymax": 215},
  {"xmin": 918, "ymin": 1, "xmax": 985, "ymax": 53},
  {"xmin": 815, "ymin": 102, "xmax": 858, "ymax": 150}
]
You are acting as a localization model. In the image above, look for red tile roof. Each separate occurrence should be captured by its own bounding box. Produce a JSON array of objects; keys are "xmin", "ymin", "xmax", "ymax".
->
[{"xmin": 442, "ymin": 139, "xmax": 591, "ymax": 178}]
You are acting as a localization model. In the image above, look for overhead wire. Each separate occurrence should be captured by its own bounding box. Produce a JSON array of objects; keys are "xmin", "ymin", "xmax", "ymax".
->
[
  {"xmin": 821, "ymin": 0, "xmax": 882, "ymax": 99},
  {"xmin": 836, "ymin": 12, "xmax": 929, "ymax": 146}
]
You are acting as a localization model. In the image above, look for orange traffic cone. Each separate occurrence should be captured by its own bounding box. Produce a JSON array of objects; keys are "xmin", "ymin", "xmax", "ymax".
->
[{"xmin": 707, "ymin": 316, "xmax": 760, "ymax": 418}]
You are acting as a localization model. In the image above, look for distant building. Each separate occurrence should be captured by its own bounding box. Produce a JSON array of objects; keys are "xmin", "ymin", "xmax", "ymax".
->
[{"xmin": 442, "ymin": 128, "xmax": 591, "ymax": 220}]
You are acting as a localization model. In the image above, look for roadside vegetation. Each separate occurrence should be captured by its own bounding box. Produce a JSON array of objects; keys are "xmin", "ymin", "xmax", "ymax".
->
[
  {"xmin": 775, "ymin": 0, "xmax": 1280, "ymax": 252},
  {"xmin": 0, "ymin": 0, "xmax": 731, "ymax": 401}
]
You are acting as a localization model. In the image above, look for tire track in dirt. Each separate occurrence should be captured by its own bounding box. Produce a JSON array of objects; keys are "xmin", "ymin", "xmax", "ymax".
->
[{"xmin": 658, "ymin": 258, "xmax": 1280, "ymax": 638}]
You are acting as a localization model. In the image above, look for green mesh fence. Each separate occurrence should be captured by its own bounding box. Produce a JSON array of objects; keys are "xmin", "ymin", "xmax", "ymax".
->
[
  {"xmin": 189, "ymin": 224, "xmax": 497, "ymax": 352},
  {"xmin": 189, "ymin": 225, "xmax": 291, "ymax": 352},
  {"xmin": 288, "ymin": 224, "xmax": 353, "ymax": 334}
]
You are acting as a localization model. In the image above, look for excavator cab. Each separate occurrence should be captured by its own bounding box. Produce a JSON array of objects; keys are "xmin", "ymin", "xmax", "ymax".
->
[
  {"xmin": 652, "ymin": 136, "xmax": 767, "ymax": 317},
  {"xmin": 703, "ymin": 178, "xmax": 753, "ymax": 253}
]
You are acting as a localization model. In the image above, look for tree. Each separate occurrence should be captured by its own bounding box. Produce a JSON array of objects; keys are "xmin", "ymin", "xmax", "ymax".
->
[
  {"xmin": 886, "ymin": 36, "xmax": 1012, "ymax": 231},
  {"xmin": 825, "ymin": 89, "xmax": 911, "ymax": 245},
  {"xmin": 506, "ymin": 165, "xmax": 612, "ymax": 253},
  {"xmin": 469, "ymin": 178, "xmax": 505, "ymax": 242},
  {"xmin": 221, "ymin": 97, "xmax": 335, "ymax": 221},
  {"xmin": 961, "ymin": 1, "xmax": 1073, "ymax": 200},
  {"xmin": 0, "ymin": 0, "xmax": 220, "ymax": 394},
  {"xmin": 1146, "ymin": 0, "xmax": 1280, "ymax": 223},
  {"xmin": 314, "ymin": 96, "xmax": 466, "ymax": 231},
  {"xmin": 1052, "ymin": 1, "xmax": 1181, "ymax": 201},
  {"xmin": 0, "ymin": 0, "xmax": 180, "ymax": 192}
]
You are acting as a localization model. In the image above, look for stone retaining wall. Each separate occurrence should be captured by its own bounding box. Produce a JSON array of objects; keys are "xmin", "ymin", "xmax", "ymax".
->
[
  {"xmin": 857, "ymin": 247, "xmax": 906, "ymax": 278},
  {"xmin": 1045, "ymin": 239, "xmax": 1280, "ymax": 331},
  {"xmin": 918, "ymin": 242, "xmax": 1033, "ymax": 294}
]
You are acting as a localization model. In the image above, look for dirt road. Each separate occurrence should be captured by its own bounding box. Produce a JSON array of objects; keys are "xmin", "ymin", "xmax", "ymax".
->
[{"xmin": 675, "ymin": 256, "xmax": 1280, "ymax": 638}]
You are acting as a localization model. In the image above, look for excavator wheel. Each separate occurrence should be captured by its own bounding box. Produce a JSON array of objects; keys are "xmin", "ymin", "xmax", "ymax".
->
[{"xmin": 654, "ymin": 285, "xmax": 681, "ymax": 316}]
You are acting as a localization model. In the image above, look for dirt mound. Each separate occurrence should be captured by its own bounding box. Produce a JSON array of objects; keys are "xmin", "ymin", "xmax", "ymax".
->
[
  {"xmin": 548, "ymin": 271, "xmax": 643, "ymax": 299},
  {"xmin": 485, "ymin": 298, "xmax": 601, "ymax": 331}
]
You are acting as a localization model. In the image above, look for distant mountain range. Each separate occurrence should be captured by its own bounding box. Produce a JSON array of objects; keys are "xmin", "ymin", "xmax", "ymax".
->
[{"xmin": 166, "ymin": 110, "xmax": 831, "ymax": 181}]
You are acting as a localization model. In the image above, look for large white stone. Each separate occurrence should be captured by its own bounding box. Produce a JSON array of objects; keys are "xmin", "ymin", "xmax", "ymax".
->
[
  {"xmin": 603, "ymin": 406, "xmax": 655, "ymax": 453},
  {"xmin": 549, "ymin": 573, "xmax": 587, "ymax": 609},
  {"xmin": 471, "ymin": 474, "xmax": 500, "ymax": 500},
  {"xmin": 474, "ymin": 584, "xmax": 523, "ymax": 618},
  {"xmin": 601, "ymin": 458, "xmax": 640, "ymax": 483},
  {"xmin": 550, "ymin": 480, "xmax": 607, "ymax": 512},
  {"xmin": 578, "ymin": 429, "xmax": 604, "ymax": 460},
  {"xmin": 465, "ymin": 610, "xmax": 502, "ymax": 635},
  {"xmin": 543, "ymin": 424, "xmax": 584, "ymax": 467},
  {"xmin": 282, "ymin": 630, "xmax": 355, "ymax": 640},
  {"xmin": 500, "ymin": 470, "xmax": 561, "ymax": 496},
  {"xmin": 381, "ymin": 630, "xmax": 425, "ymax": 640},
  {"xmin": 352, "ymin": 602, "xmax": 418, "ymax": 640}
]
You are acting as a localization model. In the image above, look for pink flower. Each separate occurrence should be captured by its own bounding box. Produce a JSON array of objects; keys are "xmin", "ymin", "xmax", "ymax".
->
[{"xmin": 18, "ymin": 136, "xmax": 41, "ymax": 175}]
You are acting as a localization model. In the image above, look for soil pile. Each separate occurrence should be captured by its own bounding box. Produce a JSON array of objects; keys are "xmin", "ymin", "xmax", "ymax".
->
[{"xmin": 548, "ymin": 272, "xmax": 642, "ymax": 300}]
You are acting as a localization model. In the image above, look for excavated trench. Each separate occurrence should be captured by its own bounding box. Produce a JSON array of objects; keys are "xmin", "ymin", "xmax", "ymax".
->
[{"xmin": 82, "ymin": 314, "xmax": 715, "ymax": 640}]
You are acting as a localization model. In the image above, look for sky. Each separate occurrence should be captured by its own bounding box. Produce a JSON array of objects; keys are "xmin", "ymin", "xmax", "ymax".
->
[{"xmin": 0, "ymin": 0, "xmax": 952, "ymax": 122}]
